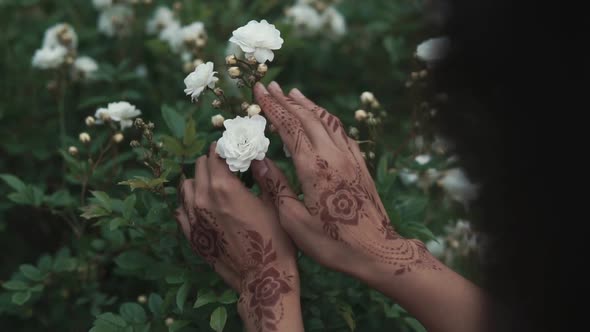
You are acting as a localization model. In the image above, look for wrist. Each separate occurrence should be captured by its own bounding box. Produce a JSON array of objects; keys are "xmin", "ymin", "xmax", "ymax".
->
[{"xmin": 238, "ymin": 262, "xmax": 302, "ymax": 331}]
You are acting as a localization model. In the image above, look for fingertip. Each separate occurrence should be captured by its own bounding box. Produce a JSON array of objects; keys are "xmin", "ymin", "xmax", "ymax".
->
[
  {"xmin": 289, "ymin": 88, "xmax": 304, "ymax": 99},
  {"xmin": 254, "ymin": 82, "xmax": 269, "ymax": 95},
  {"xmin": 267, "ymin": 81, "xmax": 285, "ymax": 96},
  {"xmin": 251, "ymin": 159, "xmax": 269, "ymax": 179}
]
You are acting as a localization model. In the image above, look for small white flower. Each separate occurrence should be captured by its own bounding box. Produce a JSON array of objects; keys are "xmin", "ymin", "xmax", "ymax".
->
[
  {"xmin": 146, "ymin": 6, "xmax": 176, "ymax": 35},
  {"xmin": 211, "ymin": 114, "xmax": 225, "ymax": 128},
  {"xmin": 92, "ymin": 0, "xmax": 112, "ymax": 10},
  {"xmin": 355, "ymin": 109, "xmax": 368, "ymax": 121},
  {"xmin": 360, "ymin": 91, "xmax": 375, "ymax": 104},
  {"xmin": 416, "ymin": 36, "xmax": 451, "ymax": 63},
  {"xmin": 94, "ymin": 101, "xmax": 141, "ymax": 130},
  {"xmin": 399, "ymin": 169, "xmax": 418, "ymax": 186},
  {"xmin": 247, "ymin": 104, "xmax": 262, "ymax": 116},
  {"xmin": 426, "ymin": 237, "xmax": 446, "ymax": 258},
  {"xmin": 79, "ymin": 132, "xmax": 91, "ymax": 143},
  {"xmin": 42, "ymin": 23, "xmax": 78, "ymax": 49},
  {"xmin": 98, "ymin": 5, "xmax": 134, "ymax": 37},
  {"xmin": 32, "ymin": 46, "xmax": 67, "ymax": 69},
  {"xmin": 285, "ymin": 4, "xmax": 323, "ymax": 36},
  {"xmin": 135, "ymin": 64, "xmax": 148, "ymax": 78},
  {"xmin": 321, "ymin": 7, "xmax": 346, "ymax": 38},
  {"xmin": 183, "ymin": 62, "xmax": 218, "ymax": 101},
  {"xmin": 181, "ymin": 22, "xmax": 206, "ymax": 42},
  {"xmin": 216, "ymin": 115, "xmax": 270, "ymax": 172},
  {"xmin": 438, "ymin": 168, "xmax": 479, "ymax": 208},
  {"xmin": 74, "ymin": 56, "xmax": 99, "ymax": 77},
  {"xmin": 229, "ymin": 20, "xmax": 284, "ymax": 63},
  {"xmin": 159, "ymin": 21, "xmax": 183, "ymax": 53},
  {"xmin": 415, "ymin": 154, "xmax": 431, "ymax": 165}
]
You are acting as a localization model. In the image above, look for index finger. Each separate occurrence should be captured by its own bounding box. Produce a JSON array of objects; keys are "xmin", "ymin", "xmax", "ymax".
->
[{"xmin": 254, "ymin": 82, "xmax": 314, "ymax": 161}]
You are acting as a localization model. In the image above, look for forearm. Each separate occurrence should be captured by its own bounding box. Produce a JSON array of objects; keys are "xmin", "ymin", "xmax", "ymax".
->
[{"xmin": 358, "ymin": 241, "xmax": 490, "ymax": 332}]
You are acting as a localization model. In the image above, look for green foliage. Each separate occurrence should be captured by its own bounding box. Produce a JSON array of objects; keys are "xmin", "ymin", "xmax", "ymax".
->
[{"xmin": 0, "ymin": 0, "xmax": 479, "ymax": 331}]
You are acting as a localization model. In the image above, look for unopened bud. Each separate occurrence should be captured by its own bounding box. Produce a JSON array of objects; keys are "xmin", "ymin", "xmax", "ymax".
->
[
  {"xmin": 247, "ymin": 75, "xmax": 257, "ymax": 85},
  {"xmin": 85, "ymin": 116, "xmax": 95, "ymax": 127},
  {"xmin": 147, "ymin": 122, "xmax": 155, "ymax": 130},
  {"xmin": 165, "ymin": 317, "xmax": 175, "ymax": 326},
  {"xmin": 411, "ymin": 72, "xmax": 419, "ymax": 80},
  {"xmin": 371, "ymin": 100, "xmax": 380, "ymax": 109},
  {"xmin": 225, "ymin": 55, "xmax": 237, "ymax": 65},
  {"xmin": 79, "ymin": 132, "xmax": 91, "ymax": 143},
  {"xmin": 211, "ymin": 114, "xmax": 225, "ymax": 128},
  {"xmin": 355, "ymin": 109, "xmax": 368, "ymax": 121},
  {"xmin": 228, "ymin": 66, "xmax": 241, "ymax": 78},
  {"xmin": 112, "ymin": 133, "xmax": 124, "ymax": 143},
  {"xmin": 195, "ymin": 37, "xmax": 206, "ymax": 48},
  {"xmin": 405, "ymin": 81, "xmax": 413, "ymax": 88},
  {"xmin": 212, "ymin": 99, "xmax": 222, "ymax": 109},
  {"xmin": 247, "ymin": 104, "xmax": 261, "ymax": 116},
  {"xmin": 130, "ymin": 140, "xmax": 141, "ymax": 148},
  {"xmin": 360, "ymin": 91, "xmax": 375, "ymax": 104},
  {"xmin": 241, "ymin": 102, "xmax": 250, "ymax": 111},
  {"xmin": 348, "ymin": 127, "xmax": 359, "ymax": 138},
  {"xmin": 68, "ymin": 146, "xmax": 78, "ymax": 156},
  {"xmin": 419, "ymin": 69, "xmax": 428, "ymax": 78},
  {"xmin": 134, "ymin": 118, "xmax": 144, "ymax": 127},
  {"xmin": 137, "ymin": 295, "xmax": 147, "ymax": 304},
  {"xmin": 369, "ymin": 151, "xmax": 376, "ymax": 159},
  {"xmin": 214, "ymin": 87, "xmax": 224, "ymax": 96},
  {"xmin": 367, "ymin": 117, "xmax": 379, "ymax": 126},
  {"xmin": 236, "ymin": 79, "xmax": 245, "ymax": 88},
  {"xmin": 193, "ymin": 58, "xmax": 204, "ymax": 67},
  {"xmin": 246, "ymin": 55, "xmax": 257, "ymax": 65},
  {"xmin": 257, "ymin": 63, "xmax": 268, "ymax": 74}
]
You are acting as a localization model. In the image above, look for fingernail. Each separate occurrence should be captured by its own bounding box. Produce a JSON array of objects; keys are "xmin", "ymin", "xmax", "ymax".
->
[
  {"xmin": 253, "ymin": 159, "xmax": 269, "ymax": 178},
  {"xmin": 290, "ymin": 88, "xmax": 304, "ymax": 99},
  {"xmin": 254, "ymin": 82, "xmax": 267, "ymax": 93},
  {"xmin": 269, "ymin": 81, "xmax": 281, "ymax": 90}
]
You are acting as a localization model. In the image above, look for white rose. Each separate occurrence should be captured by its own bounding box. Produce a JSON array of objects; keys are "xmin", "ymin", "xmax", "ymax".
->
[
  {"xmin": 92, "ymin": 0, "xmax": 112, "ymax": 10},
  {"xmin": 229, "ymin": 20, "xmax": 284, "ymax": 63},
  {"xmin": 43, "ymin": 23, "xmax": 78, "ymax": 49},
  {"xmin": 146, "ymin": 6, "xmax": 176, "ymax": 34},
  {"xmin": 181, "ymin": 22, "xmax": 206, "ymax": 42},
  {"xmin": 98, "ymin": 5, "xmax": 134, "ymax": 37},
  {"xmin": 437, "ymin": 168, "xmax": 479, "ymax": 208},
  {"xmin": 215, "ymin": 115, "xmax": 270, "ymax": 172},
  {"xmin": 321, "ymin": 7, "xmax": 346, "ymax": 38},
  {"xmin": 95, "ymin": 101, "xmax": 141, "ymax": 130},
  {"xmin": 74, "ymin": 56, "xmax": 99, "ymax": 77},
  {"xmin": 425, "ymin": 237, "xmax": 446, "ymax": 258},
  {"xmin": 32, "ymin": 46, "xmax": 68, "ymax": 69},
  {"xmin": 415, "ymin": 154, "xmax": 431, "ymax": 165},
  {"xmin": 416, "ymin": 36, "xmax": 451, "ymax": 63},
  {"xmin": 184, "ymin": 62, "xmax": 218, "ymax": 101},
  {"xmin": 159, "ymin": 21, "xmax": 183, "ymax": 53},
  {"xmin": 285, "ymin": 4, "xmax": 323, "ymax": 36}
]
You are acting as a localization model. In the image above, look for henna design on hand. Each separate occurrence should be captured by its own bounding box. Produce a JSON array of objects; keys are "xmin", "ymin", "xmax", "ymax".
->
[
  {"xmin": 238, "ymin": 230, "xmax": 294, "ymax": 332},
  {"xmin": 188, "ymin": 207, "xmax": 228, "ymax": 265}
]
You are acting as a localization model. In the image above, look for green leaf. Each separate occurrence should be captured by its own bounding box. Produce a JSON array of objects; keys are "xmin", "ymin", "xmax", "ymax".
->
[
  {"xmin": 404, "ymin": 317, "xmax": 427, "ymax": 332},
  {"xmin": 217, "ymin": 289, "xmax": 238, "ymax": 304},
  {"xmin": 148, "ymin": 293, "xmax": 164, "ymax": 317},
  {"xmin": 0, "ymin": 174, "xmax": 26, "ymax": 191},
  {"xmin": 45, "ymin": 189, "xmax": 75, "ymax": 207},
  {"xmin": 12, "ymin": 291, "xmax": 31, "ymax": 305},
  {"xmin": 53, "ymin": 256, "xmax": 77, "ymax": 272},
  {"xmin": 20, "ymin": 264, "xmax": 44, "ymax": 282},
  {"xmin": 183, "ymin": 117, "xmax": 197, "ymax": 146},
  {"xmin": 336, "ymin": 302, "xmax": 356, "ymax": 331},
  {"xmin": 91, "ymin": 191, "xmax": 112, "ymax": 212},
  {"xmin": 120, "ymin": 302, "xmax": 147, "ymax": 324},
  {"xmin": 193, "ymin": 289, "xmax": 217, "ymax": 308},
  {"xmin": 176, "ymin": 281, "xmax": 190, "ymax": 312},
  {"xmin": 118, "ymin": 176, "xmax": 168, "ymax": 192},
  {"xmin": 162, "ymin": 105, "xmax": 186, "ymax": 138},
  {"xmin": 96, "ymin": 312, "xmax": 128, "ymax": 328},
  {"xmin": 2, "ymin": 280, "xmax": 28, "ymax": 290},
  {"xmin": 109, "ymin": 217, "xmax": 127, "ymax": 231},
  {"xmin": 210, "ymin": 306, "xmax": 227, "ymax": 332},
  {"xmin": 122, "ymin": 194, "xmax": 136, "ymax": 220},
  {"xmin": 114, "ymin": 251, "xmax": 151, "ymax": 270},
  {"xmin": 160, "ymin": 135, "xmax": 184, "ymax": 156},
  {"xmin": 377, "ymin": 154, "xmax": 390, "ymax": 183},
  {"xmin": 80, "ymin": 204, "xmax": 111, "ymax": 220},
  {"xmin": 168, "ymin": 320, "xmax": 190, "ymax": 332}
]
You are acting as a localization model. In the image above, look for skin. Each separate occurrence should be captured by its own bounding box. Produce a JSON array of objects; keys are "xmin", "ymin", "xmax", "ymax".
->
[{"xmin": 176, "ymin": 81, "xmax": 490, "ymax": 332}]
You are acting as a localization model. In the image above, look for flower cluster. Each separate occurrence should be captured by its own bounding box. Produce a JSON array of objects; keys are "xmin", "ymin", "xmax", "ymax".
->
[
  {"xmin": 347, "ymin": 91, "xmax": 386, "ymax": 161},
  {"xmin": 426, "ymin": 219, "xmax": 479, "ymax": 265},
  {"xmin": 284, "ymin": 0, "xmax": 346, "ymax": 38},
  {"xmin": 32, "ymin": 23, "xmax": 98, "ymax": 80},
  {"xmin": 146, "ymin": 5, "xmax": 208, "ymax": 72}
]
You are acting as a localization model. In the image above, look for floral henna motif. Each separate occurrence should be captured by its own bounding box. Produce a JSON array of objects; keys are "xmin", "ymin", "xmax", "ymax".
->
[
  {"xmin": 240, "ymin": 230, "xmax": 294, "ymax": 332},
  {"xmin": 189, "ymin": 207, "xmax": 228, "ymax": 265},
  {"xmin": 318, "ymin": 181, "xmax": 364, "ymax": 225}
]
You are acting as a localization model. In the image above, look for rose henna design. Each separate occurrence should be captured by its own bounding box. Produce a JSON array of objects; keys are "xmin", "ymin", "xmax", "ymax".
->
[{"xmin": 188, "ymin": 207, "xmax": 228, "ymax": 265}]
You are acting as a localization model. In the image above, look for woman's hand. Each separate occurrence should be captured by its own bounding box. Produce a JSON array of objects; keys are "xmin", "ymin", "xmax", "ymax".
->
[
  {"xmin": 250, "ymin": 82, "xmax": 490, "ymax": 332},
  {"xmin": 250, "ymin": 82, "xmax": 441, "ymax": 282},
  {"xmin": 175, "ymin": 143, "xmax": 304, "ymax": 332}
]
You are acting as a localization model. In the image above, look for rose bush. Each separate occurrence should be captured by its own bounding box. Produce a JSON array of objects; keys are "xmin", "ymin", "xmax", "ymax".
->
[{"xmin": 0, "ymin": 1, "xmax": 482, "ymax": 331}]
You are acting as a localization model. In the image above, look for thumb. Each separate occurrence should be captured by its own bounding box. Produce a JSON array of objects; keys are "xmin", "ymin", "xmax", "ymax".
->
[{"xmin": 251, "ymin": 158, "xmax": 311, "ymax": 224}]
